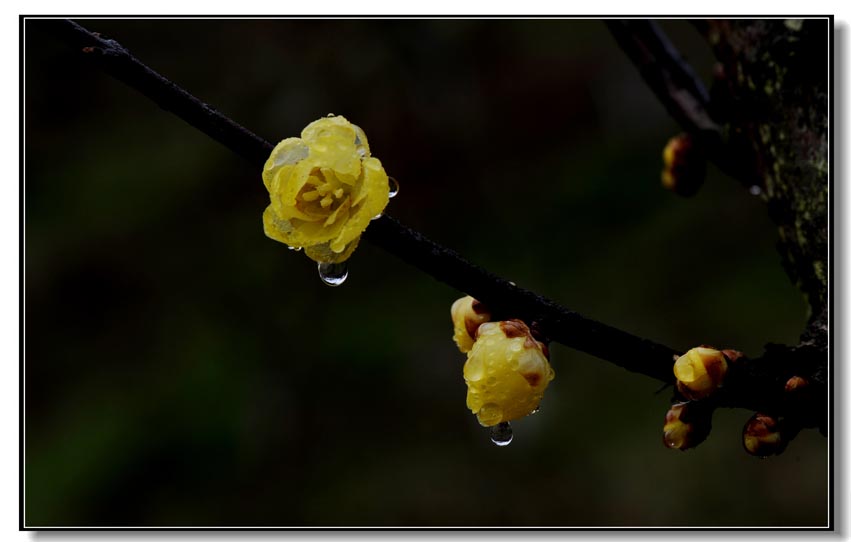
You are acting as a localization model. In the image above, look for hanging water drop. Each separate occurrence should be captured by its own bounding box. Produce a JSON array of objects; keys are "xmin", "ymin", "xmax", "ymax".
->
[
  {"xmin": 490, "ymin": 421, "xmax": 513, "ymax": 447},
  {"xmin": 531, "ymin": 406, "xmax": 541, "ymax": 415},
  {"xmin": 749, "ymin": 185, "xmax": 762, "ymax": 196},
  {"xmin": 317, "ymin": 261, "xmax": 348, "ymax": 287},
  {"xmin": 288, "ymin": 246, "xmax": 302, "ymax": 252},
  {"xmin": 371, "ymin": 213, "xmax": 383, "ymax": 221},
  {"xmin": 388, "ymin": 177, "xmax": 400, "ymax": 198}
]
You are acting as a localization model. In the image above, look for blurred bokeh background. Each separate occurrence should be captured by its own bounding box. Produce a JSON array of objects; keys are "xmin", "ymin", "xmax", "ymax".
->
[{"xmin": 24, "ymin": 18, "xmax": 826, "ymax": 527}]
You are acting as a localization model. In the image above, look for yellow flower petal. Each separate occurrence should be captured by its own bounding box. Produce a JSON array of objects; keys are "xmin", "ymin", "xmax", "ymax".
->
[
  {"xmin": 329, "ymin": 158, "xmax": 389, "ymax": 252},
  {"xmin": 263, "ymin": 138, "xmax": 309, "ymax": 191},
  {"xmin": 304, "ymin": 236, "xmax": 361, "ymax": 264}
]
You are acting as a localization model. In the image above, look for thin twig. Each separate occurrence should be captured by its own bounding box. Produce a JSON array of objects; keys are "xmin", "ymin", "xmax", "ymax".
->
[
  {"xmin": 605, "ymin": 20, "xmax": 750, "ymax": 184},
  {"xmin": 45, "ymin": 18, "xmax": 680, "ymax": 383},
  {"xmin": 39, "ymin": 19, "xmax": 827, "ymax": 427}
]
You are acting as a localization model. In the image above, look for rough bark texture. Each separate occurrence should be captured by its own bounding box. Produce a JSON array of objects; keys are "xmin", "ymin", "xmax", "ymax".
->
[
  {"xmin": 701, "ymin": 19, "xmax": 829, "ymax": 320},
  {"xmin": 691, "ymin": 19, "xmax": 829, "ymax": 433}
]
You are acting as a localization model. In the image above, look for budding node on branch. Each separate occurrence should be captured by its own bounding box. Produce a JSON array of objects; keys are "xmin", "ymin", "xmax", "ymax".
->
[
  {"xmin": 661, "ymin": 133, "xmax": 706, "ymax": 197},
  {"xmin": 662, "ymin": 402, "xmax": 712, "ymax": 451},
  {"xmin": 742, "ymin": 413, "xmax": 787, "ymax": 457}
]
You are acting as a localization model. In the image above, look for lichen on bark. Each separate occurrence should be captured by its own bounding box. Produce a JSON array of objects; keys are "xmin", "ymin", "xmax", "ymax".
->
[{"xmin": 702, "ymin": 19, "xmax": 829, "ymax": 320}]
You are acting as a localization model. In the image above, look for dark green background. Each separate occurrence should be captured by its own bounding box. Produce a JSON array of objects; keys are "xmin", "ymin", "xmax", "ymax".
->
[{"xmin": 24, "ymin": 18, "xmax": 826, "ymax": 526}]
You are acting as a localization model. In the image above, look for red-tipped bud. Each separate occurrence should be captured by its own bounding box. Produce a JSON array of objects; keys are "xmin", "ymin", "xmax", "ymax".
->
[
  {"xmin": 662, "ymin": 402, "xmax": 712, "ymax": 451},
  {"xmin": 784, "ymin": 375, "xmax": 809, "ymax": 393},
  {"xmin": 742, "ymin": 413, "xmax": 787, "ymax": 457},
  {"xmin": 450, "ymin": 296, "xmax": 492, "ymax": 353}
]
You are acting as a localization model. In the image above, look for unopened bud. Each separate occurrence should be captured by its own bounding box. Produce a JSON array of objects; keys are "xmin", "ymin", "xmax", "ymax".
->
[
  {"xmin": 662, "ymin": 402, "xmax": 711, "ymax": 451},
  {"xmin": 450, "ymin": 295, "xmax": 491, "ymax": 353},
  {"xmin": 784, "ymin": 375, "xmax": 809, "ymax": 393},
  {"xmin": 673, "ymin": 346, "xmax": 728, "ymax": 400},
  {"xmin": 464, "ymin": 320, "xmax": 554, "ymax": 426},
  {"xmin": 661, "ymin": 133, "xmax": 706, "ymax": 197},
  {"xmin": 742, "ymin": 413, "xmax": 787, "ymax": 457}
]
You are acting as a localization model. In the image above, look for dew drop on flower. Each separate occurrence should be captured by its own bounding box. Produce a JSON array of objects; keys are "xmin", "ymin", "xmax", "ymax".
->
[
  {"xmin": 531, "ymin": 406, "xmax": 541, "ymax": 415},
  {"xmin": 388, "ymin": 177, "xmax": 400, "ymax": 199},
  {"xmin": 288, "ymin": 246, "xmax": 302, "ymax": 252},
  {"xmin": 490, "ymin": 421, "xmax": 513, "ymax": 447},
  {"xmin": 317, "ymin": 261, "xmax": 348, "ymax": 287},
  {"xmin": 371, "ymin": 213, "xmax": 383, "ymax": 221}
]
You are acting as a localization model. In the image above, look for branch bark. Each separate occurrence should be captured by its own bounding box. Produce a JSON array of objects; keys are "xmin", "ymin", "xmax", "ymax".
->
[
  {"xmin": 608, "ymin": 19, "xmax": 829, "ymax": 433},
  {"xmin": 40, "ymin": 19, "xmax": 826, "ymax": 429}
]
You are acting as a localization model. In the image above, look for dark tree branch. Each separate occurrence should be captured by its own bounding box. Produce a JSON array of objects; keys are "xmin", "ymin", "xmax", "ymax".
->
[
  {"xmin": 605, "ymin": 20, "xmax": 759, "ymax": 186},
  {"xmin": 48, "ymin": 18, "xmax": 274, "ymax": 165},
  {"xmin": 606, "ymin": 19, "xmax": 828, "ymax": 434},
  {"xmin": 42, "ymin": 19, "xmax": 825, "ymax": 427},
  {"xmin": 606, "ymin": 20, "xmax": 715, "ymax": 134}
]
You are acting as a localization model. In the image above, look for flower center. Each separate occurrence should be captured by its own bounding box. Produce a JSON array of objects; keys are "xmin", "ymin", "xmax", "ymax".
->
[{"xmin": 295, "ymin": 168, "xmax": 352, "ymax": 225}]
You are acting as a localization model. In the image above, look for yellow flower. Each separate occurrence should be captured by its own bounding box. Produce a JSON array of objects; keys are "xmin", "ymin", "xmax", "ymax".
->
[
  {"xmin": 463, "ymin": 320, "xmax": 554, "ymax": 426},
  {"xmin": 450, "ymin": 296, "xmax": 492, "ymax": 353},
  {"xmin": 673, "ymin": 346, "xmax": 728, "ymax": 400},
  {"xmin": 262, "ymin": 115, "xmax": 390, "ymax": 263}
]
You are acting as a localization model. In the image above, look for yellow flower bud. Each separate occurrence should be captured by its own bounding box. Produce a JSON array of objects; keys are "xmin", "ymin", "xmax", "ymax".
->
[
  {"xmin": 262, "ymin": 115, "xmax": 390, "ymax": 263},
  {"xmin": 673, "ymin": 346, "xmax": 728, "ymax": 400},
  {"xmin": 742, "ymin": 413, "xmax": 787, "ymax": 457},
  {"xmin": 662, "ymin": 402, "xmax": 711, "ymax": 451},
  {"xmin": 661, "ymin": 133, "xmax": 705, "ymax": 197},
  {"xmin": 463, "ymin": 320, "xmax": 554, "ymax": 426},
  {"xmin": 450, "ymin": 296, "xmax": 492, "ymax": 353}
]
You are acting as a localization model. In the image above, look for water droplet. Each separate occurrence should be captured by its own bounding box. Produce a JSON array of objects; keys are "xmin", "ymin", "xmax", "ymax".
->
[
  {"xmin": 388, "ymin": 177, "xmax": 399, "ymax": 198},
  {"xmin": 317, "ymin": 261, "xmax": 348, "ymax": 287},
  {"xmin": 326, "ymin": 112, "xmax": 335, "ymax": 117},
  {"xmin": 749, "ymin": 185, "xmax": 762, "ymax": 196},
  {"xmin": 490, "ymin": 422, "xmax": 513, "ymax": 447},
  {"xmin": 531, "ymin": 406, "xmax": 541, "ymax": 415},
  {"xmin": 288, "ymin": 246, "xmax": 302, "ymax": 252},
  {"xmin": 371, "ymin": 213, "xmax": 382, "ymax": 221}
]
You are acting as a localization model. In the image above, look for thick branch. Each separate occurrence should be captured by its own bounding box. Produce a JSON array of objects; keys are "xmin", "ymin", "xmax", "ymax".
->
[
  {"xmin": 41, "ymin": 19, "xmax": 824, "ymax": 424},
  {"xmin": 605, "ymin": 20, "xmax": 758, "ymax": 186},
  {"xmin": 606, "ymin": 19, "xmax": 828, "ymax": 431}
]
